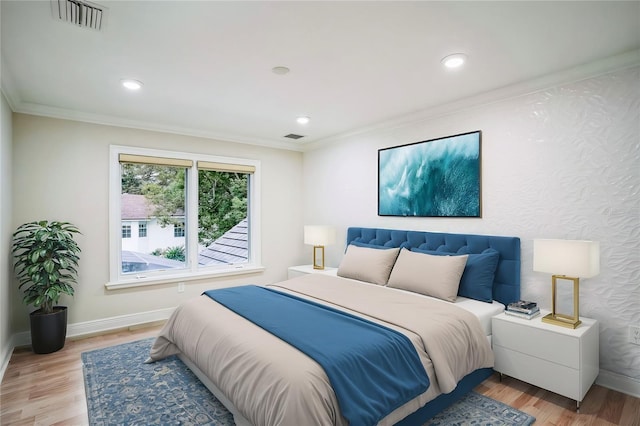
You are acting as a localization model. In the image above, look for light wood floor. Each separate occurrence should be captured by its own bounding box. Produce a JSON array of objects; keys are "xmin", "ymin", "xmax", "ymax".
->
[{"xmin": 1, "ymin": 324, "xmax": 639, "ymax": 426}]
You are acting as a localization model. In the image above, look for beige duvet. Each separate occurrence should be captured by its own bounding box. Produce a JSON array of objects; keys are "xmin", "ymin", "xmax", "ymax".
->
[{"xmin": 148, "ymin": 274, "xmax": 493, "ymax": 426}]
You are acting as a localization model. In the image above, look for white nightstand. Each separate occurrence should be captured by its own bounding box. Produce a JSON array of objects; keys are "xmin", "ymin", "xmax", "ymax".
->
[
  {"xmin": 492, "ymin": 310, "xmax": 599, "ymax": 411},
  {"xmin": 287, "ymin": 264, "xmax": 337, "ymax": 279}
]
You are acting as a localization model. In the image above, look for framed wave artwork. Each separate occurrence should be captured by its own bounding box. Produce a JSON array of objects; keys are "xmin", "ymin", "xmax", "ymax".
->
[{"xmin": 378, "ymin": 131, "xmax": 482, "ymax": 217}]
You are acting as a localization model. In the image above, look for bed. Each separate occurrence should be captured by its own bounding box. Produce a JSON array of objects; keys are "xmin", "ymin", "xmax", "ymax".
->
[{"xmin": 148, "ymin": 227, "xmax": 521, "ymax": 426}]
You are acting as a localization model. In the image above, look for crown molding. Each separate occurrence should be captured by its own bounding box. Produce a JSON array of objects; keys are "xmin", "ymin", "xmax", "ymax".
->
[
  {"xmin": 0, "ymin": 53, "xmax": 20, "ymax": 111},
  {"xmin": 8, "ymin": 101, "xmax": 305, "ymax": 152},
  {"xmin": 3, "ymin": 49, "xmax": 638, "ymax": 153},
  {"xmin": 302, "ymin": 49, "xmax": 640, "ymax": 152}
]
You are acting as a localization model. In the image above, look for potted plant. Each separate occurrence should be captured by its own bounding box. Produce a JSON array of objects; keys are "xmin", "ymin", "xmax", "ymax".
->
[{"xmin": 12, "ymin": 221, "xmax": 81, "ymax": 354}]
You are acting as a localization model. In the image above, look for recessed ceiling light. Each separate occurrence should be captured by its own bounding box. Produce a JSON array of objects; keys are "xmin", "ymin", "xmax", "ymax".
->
[
  {"xmin": 121, "ymin": 79, "xmax": 143, "ymax": 90},
  {"xmin": 441, "ymin": 53, "xmax": 467, "ymax": 69},
  {"xmin": 296, "ymin": 116, "xmax": 310, "ymax": 125},
  {"xmin": 272, "ymin": 66, "xmax": 290, "ymax": 75}
]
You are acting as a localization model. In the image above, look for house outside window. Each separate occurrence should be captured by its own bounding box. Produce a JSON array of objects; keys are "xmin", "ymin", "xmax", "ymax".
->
[
  {"xmin": 108, "ymin": 146, "xmax": 262, "ymax": 289},
  {"xmin": 139, "ymin": 222, "xmax": 147, "ymax": 238}
]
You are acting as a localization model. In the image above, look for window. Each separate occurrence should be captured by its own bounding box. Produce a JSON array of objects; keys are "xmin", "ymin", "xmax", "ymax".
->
[
  {"xmin": 138, "ymin": 222, "xmax": 147, "ymax": 238},
  {"xmin": 108, "ymin": 146, "xmax": 262, "ymax": 289},
  {"xmin": 173, "ymin": 222, "xmax": 185, "ymax": 238},
  {"xmin": 197, "ymin": 163, "xmax": 250, "ymax": 254}
]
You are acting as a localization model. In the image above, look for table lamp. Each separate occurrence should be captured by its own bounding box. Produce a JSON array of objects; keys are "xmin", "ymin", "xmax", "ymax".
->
[
  {"xmin": 304, "ymin": 226, "xmax": 336, "ymax": 270},
  {"xmin": 533, "ymin": 239, "xmax": 600, "ymax": 328}
]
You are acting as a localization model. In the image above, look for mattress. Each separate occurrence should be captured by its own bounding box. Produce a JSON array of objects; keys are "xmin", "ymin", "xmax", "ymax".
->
[{"xmin": 454, "ymin": 296, "xmax": 504, "ymax": 335}]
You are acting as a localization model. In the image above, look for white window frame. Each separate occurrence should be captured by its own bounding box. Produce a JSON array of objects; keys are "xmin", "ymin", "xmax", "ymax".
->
[{"xmin": 107, "ymin": 145, "xmax": 263, "ymax": 290}]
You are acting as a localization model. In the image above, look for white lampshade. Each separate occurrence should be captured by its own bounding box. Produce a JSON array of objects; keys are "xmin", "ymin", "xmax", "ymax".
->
[
  {"xmin": 533, "ymin": 239, "xmax": 600, "ymax": 278},
  {"xmin": 304, "ymin": 226, "xmax": 336, "ymax": 246}
]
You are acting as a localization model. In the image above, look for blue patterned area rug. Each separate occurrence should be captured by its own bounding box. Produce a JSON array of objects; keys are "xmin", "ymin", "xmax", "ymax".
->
[
  {"xmin": 82, "ymin": 338, "xmax": 233, "ymax": 426},
  {"xmin": 82, "ymin": 338, "xmax": 535, "ymax": 426},
  {"xmin": 424, "ymin": 392, "xmax": 535, "ymax": 426}
]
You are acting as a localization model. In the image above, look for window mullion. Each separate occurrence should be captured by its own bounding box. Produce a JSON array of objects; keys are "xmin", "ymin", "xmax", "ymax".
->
[{"xmin": 187, "ymin": 162, "xmax": 200, "ymax": 273}]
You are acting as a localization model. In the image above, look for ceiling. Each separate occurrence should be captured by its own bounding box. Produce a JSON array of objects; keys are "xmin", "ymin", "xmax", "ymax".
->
[{"xmin": 2, "ymin": 1, "xmax": 639, "ymax": 151}]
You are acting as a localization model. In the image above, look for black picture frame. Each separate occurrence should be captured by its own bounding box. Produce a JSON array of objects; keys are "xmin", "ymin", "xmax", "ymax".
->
[{"xmin": 378, "ymin": 131, "xmax": 482, "ymax": 217}]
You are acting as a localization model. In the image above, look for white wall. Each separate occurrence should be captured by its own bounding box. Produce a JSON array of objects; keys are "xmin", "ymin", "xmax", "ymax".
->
[
  {"xmin": 0, "ymin": 92, "xmax": 13, "ymax": 377},
  {"xmin": 303, "ymin": 66, "xmax": 640, "ymax": 391},
  {"xmin": 11, "ymin": 115, "xmax": 304, "ymax": 333}
]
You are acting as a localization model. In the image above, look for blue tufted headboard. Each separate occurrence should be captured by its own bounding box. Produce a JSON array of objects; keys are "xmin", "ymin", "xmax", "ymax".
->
[{"xmin": 346, "ymin": 227, "xmax": 521, "ymax": 306}]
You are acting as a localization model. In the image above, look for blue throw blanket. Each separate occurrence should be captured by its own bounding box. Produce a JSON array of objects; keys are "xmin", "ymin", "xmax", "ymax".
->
[{"xmin": 203, "ymin": 285, "xmax": 429, "ymax": 426}]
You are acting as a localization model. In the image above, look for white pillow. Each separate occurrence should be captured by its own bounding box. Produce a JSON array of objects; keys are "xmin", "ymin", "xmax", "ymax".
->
[
  {"xmin": 337, "ymin": 245, "xmax": 400, "ymax": 285},
  {"xmin": 387, "ymin": 249, "xmax": 468, "ymax": 302}
]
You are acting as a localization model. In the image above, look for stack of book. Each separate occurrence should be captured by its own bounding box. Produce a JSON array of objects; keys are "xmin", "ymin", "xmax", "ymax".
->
[{"xmin": 505, "ymin": 300, "xmax": 540, "ymax": 319}]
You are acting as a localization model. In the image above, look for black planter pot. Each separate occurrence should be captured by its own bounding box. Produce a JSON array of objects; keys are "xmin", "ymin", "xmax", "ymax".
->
[{"xmin": 29, "ymin": 306, "xmax": 68, "ymax": 354}]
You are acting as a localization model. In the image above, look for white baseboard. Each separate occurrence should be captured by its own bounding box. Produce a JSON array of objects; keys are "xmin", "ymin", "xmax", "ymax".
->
[
  {"xmin": 11, "ymin": 307, "xmax": 175, "ymax": 348},
  {"xmin": 67, "ymin": 307, "xmax": 175, "ymax": 338},
  {"xmin": 1, "ymin": 307, "xmax": 175, "ymax": 382},
  {"xmin": 597, "ymin": 369, "xmax": 640, "ymax": 398},
  {"xmin": 0, "ymin": 337, "xmax": 15, "ymax": 383}
]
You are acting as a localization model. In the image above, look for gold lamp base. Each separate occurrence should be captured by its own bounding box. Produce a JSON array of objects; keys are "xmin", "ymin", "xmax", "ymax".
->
[
  {"xmin": 543, "ymin": 275, "xmax": 582, "ymax": 329},
  {"xmin": 312, "ymin": 245, "xmax": 325, "ymax": 270},
  {"xmin": 542, "ymin": 312, "xmax": 581, "ymax": 329}
]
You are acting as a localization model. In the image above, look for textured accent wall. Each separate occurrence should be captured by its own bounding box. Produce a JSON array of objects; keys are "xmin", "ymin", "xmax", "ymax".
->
[
  {"xmin": 503, "ymin": 67, "xmax": 640, "ymax": 382},
  {"xmin": 303, "ymin": 66, "xmax": 640, "ymax": 387}
]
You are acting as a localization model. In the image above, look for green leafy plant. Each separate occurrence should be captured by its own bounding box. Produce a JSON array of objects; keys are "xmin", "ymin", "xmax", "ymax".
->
[
  {"xmin": 164, "ymin": 246, "xmax": 186, "ymax": 262},
  {"xmin": 12, "ymin": 221, "xmax": 81, "ymax": 314}
]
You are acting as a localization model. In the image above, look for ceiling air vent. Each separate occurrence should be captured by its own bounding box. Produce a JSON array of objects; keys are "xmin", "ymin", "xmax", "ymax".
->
[
  {"xmin": 284, "ymin": 134, "xmax": 305, "ymax": 140},
  {"xmin": 51, "ymin": 0, "xmax": 106, "ymax": 31}
]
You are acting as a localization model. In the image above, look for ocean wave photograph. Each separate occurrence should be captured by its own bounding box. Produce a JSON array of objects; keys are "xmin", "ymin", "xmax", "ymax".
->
[{"xmin": 378, "ymin": 131, "xmax": 481, "ymax": 217}]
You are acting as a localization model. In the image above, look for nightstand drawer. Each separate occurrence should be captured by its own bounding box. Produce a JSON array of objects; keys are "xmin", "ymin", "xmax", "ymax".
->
[
  {"xmin": 493, "ymin": 318, "xmax": 579, "ymax": 368},
  {"xmin": 491, "ymin": 313, "xmax": 599, "ymax": 405},
  {"xmin": 494, "ymin": 346, "xmax": 581, "ymax": 400}
]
